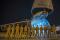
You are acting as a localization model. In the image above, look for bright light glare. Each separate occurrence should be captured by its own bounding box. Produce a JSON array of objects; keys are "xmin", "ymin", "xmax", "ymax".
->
[{"xmin": 31, "ymin": 18, "xmax": 50, "ymax": 28}]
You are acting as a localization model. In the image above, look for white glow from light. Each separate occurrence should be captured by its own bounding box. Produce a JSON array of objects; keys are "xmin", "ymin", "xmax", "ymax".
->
[{"xmin": 31, "ymin": 18, "xmax": 50, "ymax": 28}]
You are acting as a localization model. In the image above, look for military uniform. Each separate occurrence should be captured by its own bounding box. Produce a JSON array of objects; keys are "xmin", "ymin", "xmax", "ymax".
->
[
  {"xmin": 10, "ymin": 26, "xmax": 15, "ymax": 38},
  {"xmin": 20, "ymin": 26, "xmax": 23, "ymax": 38},
  {"xmin": 44, "ymin": 26, "xmax": 48, "ymax": 34},
  {"xmin": 23, "ymin": 25, "xmax": 28, "ymax": 38},
  {"xmin": 27, "ymin": 27, "xmax": 31, "ymax": 38},
  {"xmin": 51, "ymin": 25, "xmax": 56, "ymax": 38},
  {"xmin": 15, "ymin": 24, "xmax": 20, "ymax": 38},
  {"xmin": 40, "ymin": 26, "xmax": 43, "ymax": 36},
  {"xmin": 5, "ymin": 25, "xmax": 11, "ymax": 38},
  {"xmin": 31, "ymin": 27, "xmax": 35, "ymax": 37},
  {"xmin": 36, "ymin": 26, "xmax": 39, "ymax": 36}
]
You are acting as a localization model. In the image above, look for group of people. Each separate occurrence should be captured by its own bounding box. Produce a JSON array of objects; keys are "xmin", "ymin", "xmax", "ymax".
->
[
  {"xmin": 31, "ymin": 25, "xmax": 56, "ymax": 37},
  {"xmin": 5, "ymin": 24, "xmax": 56, "ymax": 38}
]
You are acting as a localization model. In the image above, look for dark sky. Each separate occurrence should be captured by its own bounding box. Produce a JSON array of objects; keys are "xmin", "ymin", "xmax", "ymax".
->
[{"xmin": 0, "ymin": 0, "xmax": 60, "ymax": 26}]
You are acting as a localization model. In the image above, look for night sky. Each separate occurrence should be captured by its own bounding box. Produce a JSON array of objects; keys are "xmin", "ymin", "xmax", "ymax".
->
[{"xmin": 0, "ymin": 0, "xmax": 60, "ymax": 26}]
